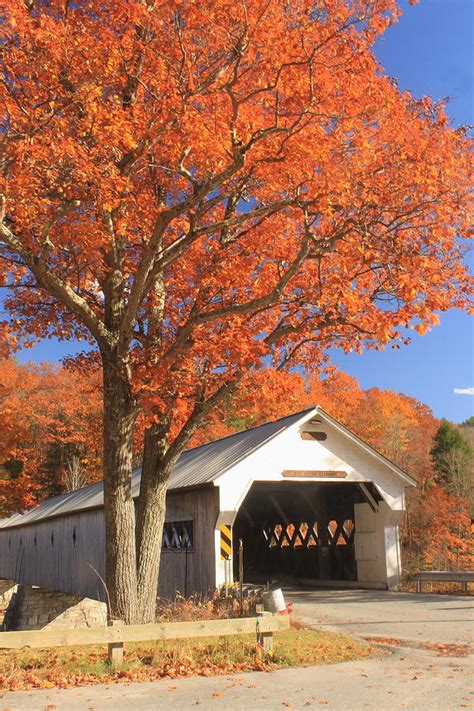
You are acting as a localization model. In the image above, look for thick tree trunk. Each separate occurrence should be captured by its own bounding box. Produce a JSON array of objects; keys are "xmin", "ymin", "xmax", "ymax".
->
[
  {"xmin": 135, "ymin": 424, "xmax": 171, "ymax": 623},
  {"xmin": 102, "ymin": 360, "xmax": 139, "ymax": 623}
]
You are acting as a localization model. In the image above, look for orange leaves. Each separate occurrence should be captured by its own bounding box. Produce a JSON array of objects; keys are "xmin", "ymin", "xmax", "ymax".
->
[
  {"xmin": 415, "ymin": 322, "xmax": 428, "ymax": 336},
  {"xmin": 0, "ymin": 360, "xmax": 103, "ymax": 515},
  {"xmin": 408, "ymin": 485, "xmax": 473, "ymax": 570},
  {"xmin": 414, "ymin": 312, "xmax": 441, "ymax": 336},
  {"xmin": 0, "ymin": 0, "xmax": 472, "ymax": 466},
  {"xmin": 375, "ymin": 323, "xmax": 395, "ymax": 344}
]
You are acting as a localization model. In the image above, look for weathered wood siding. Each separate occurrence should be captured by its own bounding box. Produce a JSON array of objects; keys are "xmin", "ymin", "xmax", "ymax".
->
[
  {"xmin": 0, "ymin": 509, "xmax": 106, "ymax": 601},
  {"xmin": 158, "ymin": 487, "xmax": 219, "ymax": 601},
  {"xmin": 0, "ymin": 486, "xmax": 219, "ymax": 602}
]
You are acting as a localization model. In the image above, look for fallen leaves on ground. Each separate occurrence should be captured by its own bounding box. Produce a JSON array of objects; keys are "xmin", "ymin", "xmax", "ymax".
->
[
  {"xmin": 420, "ymin": 642, "xmax": 472, "ymax": 657},
  {"xmin": 0, "ymin": 626, "xmax": 371, "ymax": 692},
  {"xmin": 363, "ymin": 636, "xmax": 472, "ymax": 657},
  {"xmin": 363, "ymin": 637, "xmax": 403, "ymax": 647}
]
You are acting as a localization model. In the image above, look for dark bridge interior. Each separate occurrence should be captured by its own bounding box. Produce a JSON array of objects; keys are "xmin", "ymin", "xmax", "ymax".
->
[{"xmin": 232, "ymin": 481, "xmax": 382, "ymax": 585}]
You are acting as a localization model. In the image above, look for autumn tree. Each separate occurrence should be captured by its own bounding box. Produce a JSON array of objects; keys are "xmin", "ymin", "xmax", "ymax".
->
[
  {"xmin": 1, "ymin": 0, "xmax": 472, "ymax": 622},
  {"xmin": 0, "ymin": 359, "xmax": 102, "ymax": 514},
  {"xmin": 190, "ymin": 368, "xmax": 363, "ymax": 446},
  {"xmin": 354, "ymin": 388, "xmax": 438, "ymax": 491},
  {"xmin": 405, "ymin": 485, "xmax": 472, "ymax": 571}
]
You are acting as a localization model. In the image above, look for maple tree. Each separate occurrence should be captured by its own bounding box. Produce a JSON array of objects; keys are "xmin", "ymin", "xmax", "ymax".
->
[
  {"xmin": 0, "ymin": 360, "xmax": 102, "ymax": 514},
  {"xmin": 405, "ymin": 485, "xmax": 472, "ymax": 571},
  {"xmin": 190, "ymin": 368, "xmax": 364, "ymax": 446},
  {"xmin": 354, "ymin": 388, "xmax": 438, "ymax": 493},
  {"xmin": 0, "ymin": 0, "xmax": 472, "ymax": 622}
]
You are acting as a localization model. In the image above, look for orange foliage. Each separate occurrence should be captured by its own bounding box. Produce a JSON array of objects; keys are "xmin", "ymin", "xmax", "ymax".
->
[
  {"xmin": 0, "ymin": 0, "xmax": 471, "ymax": 440},
  {"xmin": 0, "ymin": 648, "xmax": 272, "ymax": 692},
  {"xmin": 0, "ymin": 360, "xmax": 102, "ymax": 515},
  {"xmin": 352, "ymin": 388, "xmax": 439, "ymax": 492},
  {"xmin": 405, "ymin": 486, "xmax": 472, "ymax": 571},
  {"xmin": 0, "ymin": 1, "xmax": 472, "ymax": 612}
]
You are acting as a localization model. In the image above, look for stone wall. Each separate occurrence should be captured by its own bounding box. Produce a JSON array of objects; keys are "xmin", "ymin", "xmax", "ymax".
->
[{"xmin": 0, "ymin": 580, "xmax": 107, "ymax": 630}]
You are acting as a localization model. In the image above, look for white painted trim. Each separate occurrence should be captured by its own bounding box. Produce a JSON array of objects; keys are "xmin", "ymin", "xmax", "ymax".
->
[
  {"xmin": 212, "ymin": 405, "xmax": 415, "ymax": 490},
  {"xmin": 314, "ymin": 408, "xmax": 417, "ymax": 487}
]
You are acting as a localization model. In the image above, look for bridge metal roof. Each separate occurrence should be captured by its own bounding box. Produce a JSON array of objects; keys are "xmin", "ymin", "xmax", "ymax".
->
[
  {"xmin": 0, "ymin": 408, "xmax": 315, "ymax": 529},
  {"xmin": 0, "ymin": 405, "xmax": 416, "ymax": 530}
]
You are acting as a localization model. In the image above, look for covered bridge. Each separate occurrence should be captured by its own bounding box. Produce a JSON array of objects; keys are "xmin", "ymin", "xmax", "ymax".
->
[{"xmin": 0, "ymin": 407, "xmax": 416, "ymax": 602}]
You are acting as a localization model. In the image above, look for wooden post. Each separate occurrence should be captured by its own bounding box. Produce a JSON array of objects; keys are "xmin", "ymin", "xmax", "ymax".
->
[
  {"xmin": 256, "ymin": 607, "xmax": 273, "ymax": 652},
  {"xmin": 416, "ymin": 579, "xmax": 421, "ymax": 594},
  {"xmin": 107, "ymin": 619, "xmax": 124, "ymax": 668},
  {"xmin": 259, "ymin": 631, "xmax": 273, "ymax": 652}
]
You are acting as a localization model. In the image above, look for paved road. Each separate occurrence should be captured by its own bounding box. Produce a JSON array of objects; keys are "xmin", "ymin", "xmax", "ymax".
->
[
  {"xmin": 1, "ymin": 589, "xmax": 473, "ymax": 711},
  {"xmin": 2, "ymin": 647, "xmax": 472, "ymax": 711},
  {"xmin": 284, "ymin": 587, "xmax": 474, "ymax": 645}
]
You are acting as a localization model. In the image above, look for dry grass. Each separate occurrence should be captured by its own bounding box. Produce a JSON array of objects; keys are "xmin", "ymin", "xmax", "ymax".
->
[
  {"xmin": 0, "ymin": 623, "xmax": 372, "ymax": 692},
  {"xmin": 155, "ymin": 585, "xmax": 263, "ymax": 621}
]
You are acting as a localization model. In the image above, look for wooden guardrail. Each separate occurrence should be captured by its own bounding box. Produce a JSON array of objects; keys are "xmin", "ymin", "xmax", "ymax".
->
[
  {"xmin": 0, "ymin": 614, "xmax": 290, "ymax": 666},
  {"xmin": 414, "ymin": 570, "xmax": 474, "ymax": 593}
]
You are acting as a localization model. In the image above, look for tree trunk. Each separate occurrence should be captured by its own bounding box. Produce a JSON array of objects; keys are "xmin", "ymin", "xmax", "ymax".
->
[
  {"xmin": 102, "ymin": 359, "xmax": 139, "ymax": 623},
  {"xmin": 135, "ymin": 424, "xmax": 171, "ymax": 623}
]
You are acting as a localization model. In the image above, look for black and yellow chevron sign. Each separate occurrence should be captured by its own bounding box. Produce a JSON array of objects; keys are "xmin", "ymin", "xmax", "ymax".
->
[{"xmin": 220, "ymin": 524, "xmax": 232, "ymax": 560}]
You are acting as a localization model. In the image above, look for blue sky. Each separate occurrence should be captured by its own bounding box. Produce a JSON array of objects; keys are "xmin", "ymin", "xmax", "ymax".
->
[
  {"xmin": 330, "ymin": 0, "xmax": 474, "ymax": 423},
  {"xmin": 13, "ymin": 0, "xmax": 474, "ymax": 423}
]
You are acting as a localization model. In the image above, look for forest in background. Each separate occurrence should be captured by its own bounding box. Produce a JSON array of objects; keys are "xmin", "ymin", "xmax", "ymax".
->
[{"xmin": 1, "ymin": 359, "xmax": 472, "ymax": 577}]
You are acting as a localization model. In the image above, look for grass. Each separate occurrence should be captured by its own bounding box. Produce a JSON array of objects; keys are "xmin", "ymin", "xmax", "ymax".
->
[{"xmin": 0, "ymin": 624, "xmax": 372, "ymax": 692}]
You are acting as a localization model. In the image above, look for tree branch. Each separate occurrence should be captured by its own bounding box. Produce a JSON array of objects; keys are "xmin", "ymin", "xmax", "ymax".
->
[
  {"xmin": 0, "ymin": 218, "xmax": 112, "ymax": 348},
  {"xmin": 162, "ymin": 376, "xmax": 241, "ymax": 470},
  {"xmin": 118, "ymin": 151, "xmax": 244, "ymax": 349}
]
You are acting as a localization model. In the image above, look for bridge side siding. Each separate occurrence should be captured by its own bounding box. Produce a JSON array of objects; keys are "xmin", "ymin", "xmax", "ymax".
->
[{"xmin": 0, "ymin": 485, "xmax": 219, "ymax": 602}]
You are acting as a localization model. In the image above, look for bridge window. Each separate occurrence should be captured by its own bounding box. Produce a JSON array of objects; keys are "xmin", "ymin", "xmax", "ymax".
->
[{"xmin": 162, "ymin": 520, "xmax": 194, "ymax": 550}]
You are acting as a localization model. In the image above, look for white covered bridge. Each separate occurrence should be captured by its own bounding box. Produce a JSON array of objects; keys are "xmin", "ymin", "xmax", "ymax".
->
[{"xmin": 0, "ymin": 407, "xmax": 416, "ymax": 601}]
